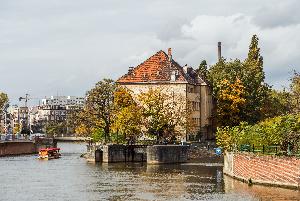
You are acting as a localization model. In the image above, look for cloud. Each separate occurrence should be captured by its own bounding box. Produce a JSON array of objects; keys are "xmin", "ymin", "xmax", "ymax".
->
[
  {"xmin": 169, "ymin": 13, "xmax": 300, "ymax": 89},
  {"xmin": 252, "ymin": 0, "xmax": 300, "ymax": 29},
  {"xmin": 0, "ymin": 0, "xmax": 299, "ymax": 104}
]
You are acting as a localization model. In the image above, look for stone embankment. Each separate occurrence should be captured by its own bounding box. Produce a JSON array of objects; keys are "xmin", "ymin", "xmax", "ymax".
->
[
  {"xmin": 224, "ymin": 152, "xmax": 300, "ymax": 189},
  {"xmin": 84, "ymin": 142, "xmax": 222, "ymax": 164},
  {"xmin": 0, "ymin": 138, "xmax": 56, "ymax": 156}
]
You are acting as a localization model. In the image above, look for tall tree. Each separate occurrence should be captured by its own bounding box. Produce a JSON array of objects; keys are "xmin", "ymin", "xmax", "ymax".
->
[
  {"xmin": 75, "ymin": 79, "xmax": 116, "ymax": 142},
  {"xmin": 243, "ymin": 34, "xmax": 269, "ymax": 123},
  {"xmin": 208, "ymin": 35, "xmax": 270, "ymax": 126}
]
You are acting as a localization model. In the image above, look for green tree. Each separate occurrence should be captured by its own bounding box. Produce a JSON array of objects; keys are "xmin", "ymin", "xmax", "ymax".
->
[
  {"xmin": 45, "ymin": 122, "xmax": 67, "ymax": 137},
  {"xmin": 75, "ymin": 79, "xmax": 116, "ymax": 142},
  {"xmin": 261, "ymin": 89, "xmax": 291, "ymax": 119},
  {"xmin": 242, "ymin": 34, "xmax": 269, "ymax": 123},
  {"xmin": 197, "ymin": 60, "xmax": 208, "ymax": 79}
]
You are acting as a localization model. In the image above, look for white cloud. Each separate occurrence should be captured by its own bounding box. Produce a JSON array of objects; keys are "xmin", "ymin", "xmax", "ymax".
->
[
  {"xmin": 171, "ymin": 13, "xmax": 300, "ymax": 89},
  {"xmin": 0, "ymin": 0, "xmax": 299, "ymax": 104}
]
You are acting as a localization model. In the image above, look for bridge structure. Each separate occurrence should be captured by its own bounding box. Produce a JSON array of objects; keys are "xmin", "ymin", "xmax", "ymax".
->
[{"xmin": 53, "ymin": 136, "xmax": 90, "ymax": 142}]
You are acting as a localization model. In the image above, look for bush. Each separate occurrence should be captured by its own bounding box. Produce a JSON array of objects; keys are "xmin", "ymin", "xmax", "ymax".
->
[{"xmin": 216, "ymin": 114, "xmax": 300, "ymax": 151}]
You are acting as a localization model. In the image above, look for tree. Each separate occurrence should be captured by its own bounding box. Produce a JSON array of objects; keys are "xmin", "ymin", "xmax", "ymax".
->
[
  {"xmin": 197, "ymin": 60, "xmax": 208, "ymax": 79},
  {"xmin": 138, "ymin": 87, "xmax": 187, "ymax": 143},
  {"xmin": 112, "ymin": 87, "xmax": 143, "ymax": 144},
  {"xmin": 45, "ymin": 122, "xmax": 66, "ymax": 137},
  {"xmin": 0, "ymin": 92, "xmax": 8, "ymax": 110},
  {"xmin": 261, "ymin": 89, "xmax": 291, "ymax": 119},
  {"xmin": 75, "ymin": 79, "xmax": 116, "ymax": 142},
  {"xmin": 0, "ymin": 92, "xmax": 9, "ymax": 133},
  {"xmin": 216, "ymin": 79, "xmax": 246, "ymax": 127},
  {"xmin": 208, "ymin": 35, "xmax": 269, "ymax": 126},
  {"xmin": 242, "ymin": 34, "xmax": 269, "ymax": 123}
]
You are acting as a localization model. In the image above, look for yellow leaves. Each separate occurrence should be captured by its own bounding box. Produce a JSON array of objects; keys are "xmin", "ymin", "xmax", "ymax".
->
[{"xmin": 217, "ymin": 78, "xmax": 246, "ymax": 127}]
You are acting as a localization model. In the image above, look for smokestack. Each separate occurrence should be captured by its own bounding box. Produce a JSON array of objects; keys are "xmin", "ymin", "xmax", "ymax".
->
[
  {"xmin": 168, "ymin": 48, "xmax": 172, "ymax": 61},
  {"xmin": 218, "ymin": 42, "xmax": 222, "ymax": 61}
]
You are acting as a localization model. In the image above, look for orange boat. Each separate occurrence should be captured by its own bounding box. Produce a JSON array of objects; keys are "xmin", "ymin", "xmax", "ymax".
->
[{"xmin": 38, "ymin": 148, "xmax": 61, "ymax": 160}]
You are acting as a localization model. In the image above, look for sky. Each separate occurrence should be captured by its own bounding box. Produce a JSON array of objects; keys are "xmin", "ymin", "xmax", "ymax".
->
[{"xmin": 0, "ymin": 0, "xmax": 299, "ymax": 105}]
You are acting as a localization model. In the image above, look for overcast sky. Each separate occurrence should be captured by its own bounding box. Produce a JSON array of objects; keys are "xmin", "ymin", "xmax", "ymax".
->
[{"xmin": 0, "ymin": 0, "xmax": 299, "ymax": 104}]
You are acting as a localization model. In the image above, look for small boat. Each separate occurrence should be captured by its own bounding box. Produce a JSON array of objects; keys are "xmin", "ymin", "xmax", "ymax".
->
[{"xmin": 38, "ymin": 148, "xmax": 61, "ymax": 160}]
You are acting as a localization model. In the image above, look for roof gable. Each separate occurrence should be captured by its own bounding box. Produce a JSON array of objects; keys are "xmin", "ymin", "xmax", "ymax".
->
[{"xmin": 117, "ymin": 50, "xmax": 188, "ymax": 83}]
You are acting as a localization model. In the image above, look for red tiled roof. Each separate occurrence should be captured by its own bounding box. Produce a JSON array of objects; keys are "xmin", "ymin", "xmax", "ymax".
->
[{"xmin": 117, "ymin": 50, "xmax": 195, "ymax": 84}]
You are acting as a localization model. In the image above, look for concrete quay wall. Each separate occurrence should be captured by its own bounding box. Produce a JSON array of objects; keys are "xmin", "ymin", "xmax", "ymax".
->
[
  {"xmin": 147, "ymin": 145, "xmax": 188, "ymax": 164},
  {"xmin": 224, "ymin": 152, "xmax": 300, "ymax": 189}
]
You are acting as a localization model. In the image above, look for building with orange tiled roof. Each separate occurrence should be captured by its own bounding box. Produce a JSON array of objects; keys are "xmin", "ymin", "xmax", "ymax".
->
[{"xmin": 117, "ymin": 48, "xmax": 215, "ymax": 141}]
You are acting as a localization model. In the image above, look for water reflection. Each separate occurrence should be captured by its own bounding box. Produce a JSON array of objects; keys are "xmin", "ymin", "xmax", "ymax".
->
[
  {"xmin": 0, "ymin": 142, "xmax": 299, "ymax": 201},
  {"xmin": 224, "ymin": 175, "xmax": 300, "ymax": 201}
]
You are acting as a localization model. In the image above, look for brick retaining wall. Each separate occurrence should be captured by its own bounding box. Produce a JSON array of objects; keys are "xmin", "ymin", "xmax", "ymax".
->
[{"xmin": 224, "ymin": 152, "xmax": 300, "ymax": 189}]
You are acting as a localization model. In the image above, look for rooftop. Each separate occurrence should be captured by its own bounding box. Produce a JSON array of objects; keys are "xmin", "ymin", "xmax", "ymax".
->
[{"xmin": 117, "ymin": 48, "xmax": 205, "ymax": 85}]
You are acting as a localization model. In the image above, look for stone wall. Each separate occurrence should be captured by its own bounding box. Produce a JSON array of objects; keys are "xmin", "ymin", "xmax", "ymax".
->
[
  {"xmin": 0, "ymin": 141, "xmax": 37, "ymax": 156},
  {"xmin": 147, "ymin": 145, "xmax": 188, "ymax": 164},
  {"xmin": 102, "ymin": 144, "xmax": 147, "ymax": 163},
  {"xmin": 223, "ymin": 152, "xmax": 300, "ymax": 189}
]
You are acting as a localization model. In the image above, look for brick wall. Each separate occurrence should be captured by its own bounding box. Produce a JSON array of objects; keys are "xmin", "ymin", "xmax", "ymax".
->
[{"xmin": 224, "ymin": 152, "xmax": 300, "ymax": 189}]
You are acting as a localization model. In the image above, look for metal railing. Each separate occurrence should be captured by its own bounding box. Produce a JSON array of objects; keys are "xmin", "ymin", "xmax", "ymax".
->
[{"xmin": 240, "ymin": 144, "xmax": 300, "ymax": 157}]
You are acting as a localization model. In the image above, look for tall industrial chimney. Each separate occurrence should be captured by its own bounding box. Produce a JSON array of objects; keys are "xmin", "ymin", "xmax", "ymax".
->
[{"xmin": 218, "ymin": 42, "xmax": 222, "ymax": 61}]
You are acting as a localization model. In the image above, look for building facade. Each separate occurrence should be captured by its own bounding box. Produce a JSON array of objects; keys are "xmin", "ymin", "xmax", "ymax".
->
[{"xmin": 117, "ymin": 48, "xmax": 215, "ymax": 141}]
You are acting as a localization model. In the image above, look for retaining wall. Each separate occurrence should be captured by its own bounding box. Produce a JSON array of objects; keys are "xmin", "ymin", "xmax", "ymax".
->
[
  {"xmin": 147, "ymin": 145, "xmax": 188, "ymax": 164},
  {"xmin": 0, "ymin": 138, "xmax": 56, "ymax": 157},
  {"xmin": 224, "ymin": 152, "xmax": 300, "ymax": 189},
  {"xmin": 0, "ymin": 141, "xmax": 37, "ymax": 156}
]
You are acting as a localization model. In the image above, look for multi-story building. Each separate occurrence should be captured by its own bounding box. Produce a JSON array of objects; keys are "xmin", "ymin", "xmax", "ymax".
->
[
  {"xmin": 117, "ymin": 48, "xmax": 215, "ymax": 141},
  {"xmin": 37, "ymin": 95, "xmax": 84, "ymax": 123},
  {"xmin": 41, "ymin": 96, "xmax": 84, "ymax": 106}
]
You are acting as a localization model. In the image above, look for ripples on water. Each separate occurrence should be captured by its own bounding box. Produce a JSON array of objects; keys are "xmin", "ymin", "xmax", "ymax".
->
[{"xmin": 0, "ymin": 142, "xmax": 299, "ymax": 201}]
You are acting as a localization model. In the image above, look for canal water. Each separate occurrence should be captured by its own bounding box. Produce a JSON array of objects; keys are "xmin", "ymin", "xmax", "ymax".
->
[{"xmin": 0, "ymin": 142, "xmax": 299, "ymax": 201}]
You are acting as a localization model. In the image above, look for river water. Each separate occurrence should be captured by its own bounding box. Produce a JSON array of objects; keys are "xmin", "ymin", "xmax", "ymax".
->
[{"xmin": 0, "ymin": 142, "xmax": 299, "ymax": 201}]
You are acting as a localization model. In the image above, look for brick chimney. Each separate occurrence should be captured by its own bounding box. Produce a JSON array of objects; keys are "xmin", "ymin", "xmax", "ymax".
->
[
  {"xmin": 218, "ymin": 42, "xmax": 222, "ymax": 61},
  {"xmin": 168, "ymin": 48, "xmax": 172, "ymax": 61}
]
